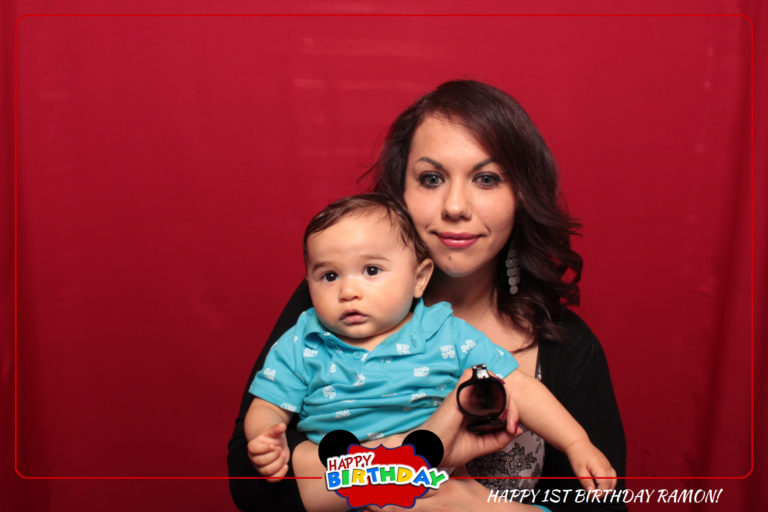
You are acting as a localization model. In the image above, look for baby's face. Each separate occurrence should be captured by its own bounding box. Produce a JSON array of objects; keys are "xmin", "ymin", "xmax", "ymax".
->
[{"xmin": 305, "ymin": 212, "xmax": 431, "ymax": 346}]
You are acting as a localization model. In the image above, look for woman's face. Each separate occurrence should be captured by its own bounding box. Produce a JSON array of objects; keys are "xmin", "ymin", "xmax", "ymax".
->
[{"xmin": 403, "ymin": 115, "xmax": 516, "ymax": 279}]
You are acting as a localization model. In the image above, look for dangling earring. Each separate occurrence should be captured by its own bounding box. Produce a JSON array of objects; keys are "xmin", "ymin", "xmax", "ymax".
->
[{"xmin": 505, "ymin": 245, "xmax": 520, "ymax": 295}]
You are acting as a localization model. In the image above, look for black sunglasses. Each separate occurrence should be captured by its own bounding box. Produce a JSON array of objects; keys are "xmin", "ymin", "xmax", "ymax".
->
[{"xmin": 456, "ymin": 364, "xmax": 507, "ymax": 433}]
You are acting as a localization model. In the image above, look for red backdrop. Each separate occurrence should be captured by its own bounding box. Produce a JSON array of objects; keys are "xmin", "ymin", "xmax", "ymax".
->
[{"xmin": 2, "ymin": 1, "xmax": 766, "ymax": 510}]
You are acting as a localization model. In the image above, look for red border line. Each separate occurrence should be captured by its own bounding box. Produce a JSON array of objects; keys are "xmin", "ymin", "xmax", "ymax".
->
[
  {"xmin": 748, "ymin": 11, "xmax": 755, "ymax": 481},
  {"xmin": 13, "ymin": 12, "xmax": 755, "ymax": 480},
  {"xmin": 13, "ymin": 11, "xmax": 20, "ymax": 483},
  {"xmin": 12, "ymin": 13, "xmax": 755, "ymax": 18}
]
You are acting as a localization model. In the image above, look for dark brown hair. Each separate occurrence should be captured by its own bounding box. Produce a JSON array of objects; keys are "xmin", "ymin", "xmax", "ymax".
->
[
  {"xmin": 303, "ymin": 193, "xmax": 431, "ymax": 266},
  {"xmin": 367, "ymin": 80, "xmax": 583, "ymax": 346}
]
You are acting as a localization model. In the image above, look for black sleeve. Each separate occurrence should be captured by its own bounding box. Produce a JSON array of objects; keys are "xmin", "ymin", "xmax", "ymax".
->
[
  {"xmin": 227, "ymin": 281, "xmax": 313, "ymax": 512},
  {"xmin": 536, "ymin": 309, "xmax": 627, "ymax": 511}
]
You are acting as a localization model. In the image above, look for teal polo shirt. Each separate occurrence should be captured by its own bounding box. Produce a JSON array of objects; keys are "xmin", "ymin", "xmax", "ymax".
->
[{"xmin": 250, "ymin": 299, "xmax": 518, "ymax": 443}]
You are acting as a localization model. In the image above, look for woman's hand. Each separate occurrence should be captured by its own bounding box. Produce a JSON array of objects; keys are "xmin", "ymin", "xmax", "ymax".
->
[{"xmin": 422, "ymin": 369, "xmax": 522, "ymax": 468}]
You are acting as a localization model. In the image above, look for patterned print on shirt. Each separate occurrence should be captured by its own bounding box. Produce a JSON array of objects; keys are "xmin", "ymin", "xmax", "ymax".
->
[
  {"xmin": 322, "ymin": 385, "xmax": 336, "ymax": 399},
  {"xmin": 440, "ymin": 345, "xmax": 456, "ymax": 359},
  {"xmin": 413, "ymin": 367, "xmax": 430, "ymax": 377},
  {"xmin": 410, "ymin": 391, "xmax": 426, "ymax": 402}
]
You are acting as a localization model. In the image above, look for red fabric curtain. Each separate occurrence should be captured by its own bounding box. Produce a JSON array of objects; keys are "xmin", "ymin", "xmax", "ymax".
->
[{"xmin": 3, "ymin": 2, "xmax": 766, "ymax": 510}]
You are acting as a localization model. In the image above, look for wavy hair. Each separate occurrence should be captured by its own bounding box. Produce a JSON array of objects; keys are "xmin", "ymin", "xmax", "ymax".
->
[{"xmin": 366, "ymin": 80, "xmax": 583, "ymax": 346}]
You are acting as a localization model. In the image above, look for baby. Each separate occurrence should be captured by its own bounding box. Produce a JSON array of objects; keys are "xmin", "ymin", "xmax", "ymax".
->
[{"xmin": 245, "ymin": 193, "xmax": 615, "ymax": 502}]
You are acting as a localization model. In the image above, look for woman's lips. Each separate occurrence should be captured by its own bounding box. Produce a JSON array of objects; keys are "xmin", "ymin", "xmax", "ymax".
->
[{"xmin": 437, "ymin": 232, "xmax": 479, "ymax": 249}]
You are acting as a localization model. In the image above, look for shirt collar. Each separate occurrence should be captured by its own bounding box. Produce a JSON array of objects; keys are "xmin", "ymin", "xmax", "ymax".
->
[{"xmin": 299, "ymin": 299, "xmax": 454, "ymax": 354}]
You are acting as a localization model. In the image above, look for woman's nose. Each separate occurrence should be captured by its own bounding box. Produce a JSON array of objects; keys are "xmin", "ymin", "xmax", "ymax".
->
[{"xmin": 442, "ymin": 182, "xmax": 471, "ymax": 220}]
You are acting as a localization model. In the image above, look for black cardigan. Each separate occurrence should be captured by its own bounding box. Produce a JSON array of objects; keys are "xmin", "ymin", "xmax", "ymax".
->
[{"xmin": 227, "ymin": 282, "xmax": 627, "ymax": 511}]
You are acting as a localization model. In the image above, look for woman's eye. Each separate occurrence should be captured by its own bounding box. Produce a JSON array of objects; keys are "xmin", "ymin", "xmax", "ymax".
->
[
  {"xmin": 418, "ymin": 172, "xmax": 443, "ymax": 188},
  {"xmin": 321, "ymin": 272, "xmax": 338, "ymax": 282},
  {"xmin": 364, "ymin": 266, "xmax": 381, "ymax": 276},
  {"xmin": 474, "ymin": 173, "xmax": 501, "ymax": 187}
]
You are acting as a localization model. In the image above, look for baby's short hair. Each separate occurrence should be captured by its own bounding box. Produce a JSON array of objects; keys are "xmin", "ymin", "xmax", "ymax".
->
[{"xmin": 303, "ymin": 193, "xmax": 430, "ymax": 266}]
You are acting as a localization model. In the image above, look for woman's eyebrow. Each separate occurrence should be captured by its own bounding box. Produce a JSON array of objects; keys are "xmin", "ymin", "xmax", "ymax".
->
[
  {"xmin": 416, "ymin": 156, "xmax": 496, "ymax": 171},
  {"xmin": 416, "ymin": 156, "xmax": 444, "ymax": 170},
  {"xmin": 473, "ymin": 158, "xmax": 496, "ymax": 170}
]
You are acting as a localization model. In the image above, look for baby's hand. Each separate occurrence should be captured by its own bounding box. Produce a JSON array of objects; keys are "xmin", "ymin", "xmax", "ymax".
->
[
  {"xmin": 565, "ymin": 439, "xmax": 617, "ymax": 494},
  {"xmin": 247, "ymin": 423, "xmax": 290, "ymax": 482}
]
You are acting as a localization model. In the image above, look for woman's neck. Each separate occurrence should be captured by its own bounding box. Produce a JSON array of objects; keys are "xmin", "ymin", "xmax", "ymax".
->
[
  {"xmin": 424, "ymin": 262, "xmax": 497, "ymax": 320},
  {"xmin": 427, "ymin": 260, "xmax": 535, "ymax": 357}
]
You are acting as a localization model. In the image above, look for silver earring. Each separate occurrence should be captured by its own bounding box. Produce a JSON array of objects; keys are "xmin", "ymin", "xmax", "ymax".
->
[{"xmin": 505, "ymin": 245, "xmax": 520, "ymax": 295}]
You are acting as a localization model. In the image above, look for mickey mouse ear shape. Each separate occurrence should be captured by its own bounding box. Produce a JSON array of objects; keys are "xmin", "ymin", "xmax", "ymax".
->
[
  {"xmin": 402, "ymin": 429, "xmax": 444, "ymax": 468},
  {"xmin": 318, "ymin": 430, "xmax": 360, "ymax": 467}
]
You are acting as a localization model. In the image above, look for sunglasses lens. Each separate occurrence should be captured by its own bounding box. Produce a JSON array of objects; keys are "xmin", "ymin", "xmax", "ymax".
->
[
  {"xmin": 458, "ymin": 378, "xmax": 506, "ymax": 417},
  {"xmin": 467, "ymin": 417, "xmax": 506, "ymax": 434}
]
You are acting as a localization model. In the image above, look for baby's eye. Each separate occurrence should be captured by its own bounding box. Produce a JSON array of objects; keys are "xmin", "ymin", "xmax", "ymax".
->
[
  {"xmin": 474, "ymin": 173, "xmax": 502, "ymax": 188},
  {"xmin": 418, "ymin": 172, "xmax": 444, "ymax": 188},
  {"xmin": 364, "ymin": 266, "xmax": 381, "ymax": 276},
  {"xmin": 321, "ymin": 272, "xmax": 338, "ymax": 282}
]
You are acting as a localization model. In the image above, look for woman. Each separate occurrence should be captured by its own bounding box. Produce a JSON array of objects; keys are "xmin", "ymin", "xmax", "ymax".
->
[{"xmin": 227, "ymin": 80, "xmax": 625, "ymax": 511}]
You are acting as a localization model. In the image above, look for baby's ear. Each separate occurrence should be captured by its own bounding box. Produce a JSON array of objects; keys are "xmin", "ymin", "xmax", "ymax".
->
[{"xmin": 413, "ymin": 258, "xmax": 434, "ymax": 298}]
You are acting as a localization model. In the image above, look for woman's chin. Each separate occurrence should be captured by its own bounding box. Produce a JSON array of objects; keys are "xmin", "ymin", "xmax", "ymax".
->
[
  {"xmin": 437, "ymin": 263, "xmax": 488, "ymax": 280},
  {"xmin": 431, "ymin": 254, "xmax": 497, "ymax": 281}
]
